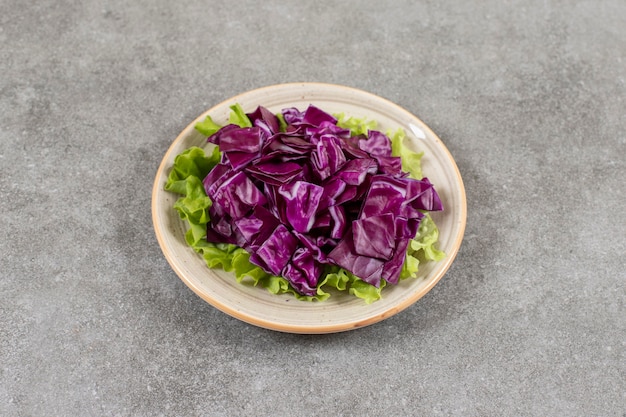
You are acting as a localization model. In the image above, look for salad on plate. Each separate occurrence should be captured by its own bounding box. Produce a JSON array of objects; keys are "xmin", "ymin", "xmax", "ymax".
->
[{"xmin": 165, "ymin": 103, "xmax": 445, "ymax": 303}]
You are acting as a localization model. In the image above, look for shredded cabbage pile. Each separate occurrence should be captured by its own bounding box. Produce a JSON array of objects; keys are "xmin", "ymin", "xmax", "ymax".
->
[{"xmin": 165, "ymin": 104, "xmax": 445, "ymax": 303}]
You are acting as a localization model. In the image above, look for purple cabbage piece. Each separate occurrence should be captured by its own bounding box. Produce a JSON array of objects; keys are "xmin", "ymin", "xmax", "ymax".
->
[
  {"xmin": 232, "ymin": 206, "xmax": 282, "ymax": 256},
  {"xmin": 318, "ymin": 178, "xmax": 347, "ymax": 210},
  {"xmin": 283, "ymin": 246, "xmax": 323, "ymax": 296},
  {"xmin": 202, "ymin": 162, "xmax": 231, "ymax": 197},
  {"xmin": 206, "ymin": 213, "xmax": 238, "ymax": 245},
  {"xmin": 248, "ymin": 206, "xmax": 281, "ymax": 243},
  {"xmin": 334, "ymin": 185, "xmax": 358, "ymax": 206},
  {"xmin": 380, "ymin": 238, "xmax": 410, "ymax": 285},
  {"xmin": 224, "ymin": 151, "xmax": 259, "ymax": 171},
  {"xmin": 294, "ymin": 231, "xmax": 329, "ymax": 264},
  {"xmin": 375, "ymin": 155, "xmax": 403, "ymax": 176},
  {"xmin": 263, "ymin": 183, "xmax": 288, "ymax": 225},
  {"xmin": 282, "ymin": 107, "xmax": 305, "ymax": 125},
  {"xmin": 352, "ymin": 213, "xmax": 396, "ymax": 260},
  {"xmin": 340, "ymin": 135, "xmax": 371, "ymax": 159},
  {"xmin": 282, "ymin": 262, "xmax": 317, "ymax": 297},
  {"xmin": 255, "ymin": 224, "xmax": 298, "ymax": 276},
  {"xmin": 405, "ymin": 177, "xmax": 444, "ymax": 211},
  {"xmin": 336, "ymin": 158, "xmax": 378, "ymax": 185},
  {"xmin": 209, "ymin": 171, "xmax": 267, "ymax": 220},
  {"xmin": 307, "ymin": 122, "xmax": 351, "ymax": 143},
  {"xmin": 312, "ymin": 210, "xmax": 331, "ymax": 229},
  {"xmin": 245, "ymin": 161, "xmax": 302, "ymax": 186},
  {"xmin": 358, "ymin": 130, "xmax": 392, "ymax": 157},
  {"xmin": 302, "ymin": 104, "xmax": 337, "ymax": 126},
  {"xmin": 278, "ymin": 181, "xmax": 324, "ymax": 233},
  {"xmin": 327, "ymin": 230, "xmax": 386, "ymax": 287},
  {"xmin": 265, "ymin": 133, "xmax": 314, "ymax": 155},
  {"xmin": 327, "ymin": 205, "xmax": 347, "ymax": 240},
  {"xmin": 247, "ymin": 105, "xmax": 280, "ymax": 135},
  {"xmin": 206, "ymin": 124, "xmax": 240, "ymax": 145},
  {"xmin": 359, "ymin": 175, "xmax": 407, "ymax": 218},
  {"xmin": 234, "ymin": 216, "xmax": 263, "ymax": 244},
  {"xmin": 214, "ymin": 127, "xmax": 264, "ymax": 170},
  {"xmin": 310, "ymin": 134, "xmax": 347, "ymax": 181},
  {"xmin": 217, "ymin": 126, "xmax": 263, "ymax": 153},
  {"xmin": 394, "ymin": 215, "xmax": 423, "ymax": 240}
]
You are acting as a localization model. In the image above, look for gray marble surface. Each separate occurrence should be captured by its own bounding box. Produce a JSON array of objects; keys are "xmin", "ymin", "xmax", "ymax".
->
[{"xmin": 1, "ymin": 1, "xmax": 624, "ymax": 416}]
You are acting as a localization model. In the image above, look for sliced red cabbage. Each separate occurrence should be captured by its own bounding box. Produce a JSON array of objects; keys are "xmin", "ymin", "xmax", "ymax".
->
[
  {"xmin": 288, "ymin": 246, "xmax": 323, "ymax": 295},
  {"xmin": 302, "ymin": 104, "xmax": 337, "ymax": 126},
  {"xmin": 217, "ymin": 126, "xmax": 264, "ymax": 153},
  {"xmin": 352, "ymin": 213, "xmax": 396, "ymax": 260},
  {"xmin": 374, "ymin": 155, "xmax": 403, "ymax": 176},
  {"xmin": 335, "ymin": 158, "xmax": 378, "ymax": 186},
  {"xmin": 245, "ymin": 161, "xmax": 302, "ymax": 186},
  {"xmin": 209, "ymin": 171, "xmax": 267, "ymax": 220},
  {"xmin": 405, "ymin": 177, "xmax": 444, "ymax": 211},
  {"xmin": 358, "ymin": 130, "xmax": 392, "ymax": 156},
  {"xmin": 359, "ymin": 176, "xmax": 407, "ymax": 219},
  {"xmin": 327, "ymin": 205, "xmax": 348, "ymax": 240},
  {"xmin": 247, "ymin": 105, "xmax": 280, "ymax": 135},
  {"xmin": 326, "ymin": 230, "xmax": 386, "ymax": 286},
  {"xmin": 380, "ymin": 238, "xmax": 410, "ymax": 285},
  {"xmin": 281, "ymin": 107, "xmax": 305, "ymax": 125},
  {"xmin": 318, "ymin": 177, "xmax": 347, "ymax": 210},
  {"xmin": 278, "ymin": 180, "xmax": 324, "ymax": 233},
  {"xmin": 200, "ymin": 104, "xmax": 442, "ymax": 295},
  {"xmin": 255, "ymin": 224, "xmax": 298, "ymax": 276},
  {"xmin": 310, "ymin": 134, "xmax": 347, "ymax": 181}
]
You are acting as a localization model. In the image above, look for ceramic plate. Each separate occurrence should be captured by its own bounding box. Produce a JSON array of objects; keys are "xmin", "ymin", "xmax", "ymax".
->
[{"xmin": 152, "ymin": 82, "xmax": 466, "ymax": 334}]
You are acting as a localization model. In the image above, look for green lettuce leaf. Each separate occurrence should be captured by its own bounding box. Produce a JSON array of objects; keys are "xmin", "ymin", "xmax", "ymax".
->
[
  {"xmin": 276, "ymin": 111, "xmax": 288, "ymax": 132},
  {"xmin": 349, "ymin": 277, "xmax": 386, "ymax": 304},
  {"xmin": 389, "ymin": 127, "xmax": 424, "ymax": 180},
  {"xmin": 194, "ymin": 115, "xmax": 223, "ymax": 137},
  {"xmin": 165, "ymin": 146, "xmax": 221, "ymax": 195},
  {"xmin": 335, "ymin": 112, "xmax": 378, "ymax": 136},
  {"xmin": 410, "ymin": 213, "xmax": 446, "ymax": 262},
  {"xmin": 228, "ymin": 103, "xmax": 253, "ymax": 127},
  {"xmin": 316, "ymin": 267, "xmax": 384, "ymax": 304}
]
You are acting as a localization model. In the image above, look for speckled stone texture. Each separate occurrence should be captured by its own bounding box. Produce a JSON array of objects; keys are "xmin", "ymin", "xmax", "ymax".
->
[{"xmin": 1, "ymin": 1, "xmax": 624, "ymax": 416}]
